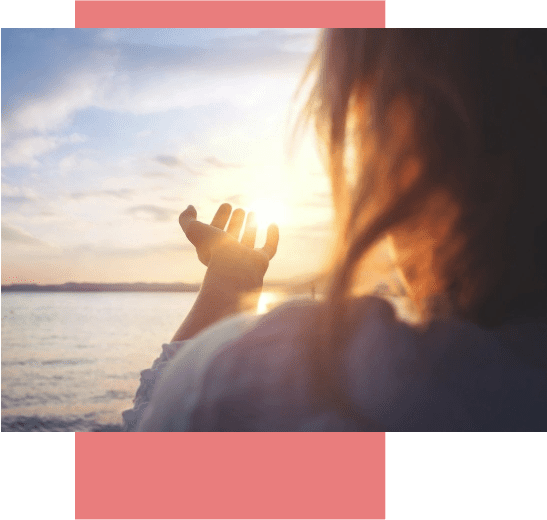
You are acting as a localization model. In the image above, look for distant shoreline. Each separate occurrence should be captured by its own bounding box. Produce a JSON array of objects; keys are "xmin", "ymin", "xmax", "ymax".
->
[
  {"xmin": 1, "ymin": 281, "xmax": 303, "ymax": 293},
  {"xmin": 1, "ymin": 282, "xmax": 201, "ymax": 293}
]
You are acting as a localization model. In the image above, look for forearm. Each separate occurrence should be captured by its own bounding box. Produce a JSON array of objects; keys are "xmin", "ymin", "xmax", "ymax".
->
[{"xmin": 171, "ymin": 270, "xmax": 262, "ymax": 342}]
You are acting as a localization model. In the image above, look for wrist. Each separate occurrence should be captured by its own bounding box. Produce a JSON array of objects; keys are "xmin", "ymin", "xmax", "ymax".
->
[
  {"xmin": 171, "ymin": 282, "xmax": 258, "ymax": 342},
  {"xmin": 204, "ymin": 251, "xmax": 265, "ymax": 295},
  {"xmin": 200, "ymin": 271, "xmax": 262, "ymax": 312}
]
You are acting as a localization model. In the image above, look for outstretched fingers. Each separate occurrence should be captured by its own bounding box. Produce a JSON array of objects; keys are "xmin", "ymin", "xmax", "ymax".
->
[
  {"xmin": 241, "ymin": 212, "xmax": 257, "ymax": 248},
  {"xmin": 261, "ymin": 223, "xmax": 279, "ymax": 260},
  {"xmin": 180, "ymin": 203, "xmax": 278, "ymax": 263},
  {"xmin": 226, "ymin": 208, "xmax": 246, "ymax": 238},
  {"xmin": 210, "ymin": 203, "xmax": 232, "ymax": 230}
]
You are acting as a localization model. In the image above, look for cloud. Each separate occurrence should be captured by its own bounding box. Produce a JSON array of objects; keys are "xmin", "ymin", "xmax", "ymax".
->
[
  {"xmin": 208, "ymin": 29, "xmax": 318, "ymax": 56},
  {"xmin": 112, "ymin": 32, "xmax": 312, "ymax": 77},
  {"xmin": 154, "ymin": 155, "xmax": 202, "ymax": 175},
  {"xmin": 125, "ymin": 204, "xmax": 178, "ymax": 222},
  {"xmin": 225, "ymin": 194, "xmax": 247, "ymax": 206},
  {"xmin": 97, "ymin": 29, "xmax": 119, "ymax": 43},
  {"xmin": 58, "ymin": 151, "xmax": 99, "ymax": 174},
  {"xmin": 136, "ymin": 129, "xmax": 152, "ymax": 138},
  {"xmin": 160, "ymin": 196, "xmax": 183, "ymax": 202},
  {"xmin": 38, "ymin": 209, "xmax": 58, "ymax": 217},
  {"xmin": 154, "ymin": 155, "xmax": 179, "ymax": 167},
  {"xmin": 3, "ymin": 30, "xmax": 314, "ymax": 139},
  {"xmin": 3, "ymin": 67, "xmax": 108, "ymax": 137},
  {"xmin": 71, "ymin": 241, "xmax": 194, "ymax": 258},
  {"xmin": 141, "ymin": 171, "xmax": 174, "ymax": 179},
  {"xmin": 1, "ymin": 133, "xmax": 87, "ymax": 168},
  {"xmin": 1, "ymin": 224, "xmax": 48, "ymax": 247},
  {"xmin": 210, "ymin": 194, "xmax": 248, "ymax": 207},
  {"xmin": 1, "ymin": 183, "xmax": 39, "ymax": 202},
  {"xmin": 204, "ymin": 156, "xmax": 243, "ymax": 169},
  {"xmin": 68, "ymin": 189, "xmax": 135, "ymax": 200}
]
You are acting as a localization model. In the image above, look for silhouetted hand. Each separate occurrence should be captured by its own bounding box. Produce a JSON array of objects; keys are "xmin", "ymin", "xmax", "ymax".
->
[
  {"xmin": 179, "ymin": 203, "xmax": 279, "ymax": 292},
  {"xmin": 171, "ymin": 203, "xmax": 279, "ymax": 341}
]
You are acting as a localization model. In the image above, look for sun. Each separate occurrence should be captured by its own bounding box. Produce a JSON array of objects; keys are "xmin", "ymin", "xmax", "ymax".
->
[{"xmin": 248, "ymin": 197, "xmax": 289, "ymax": 228}]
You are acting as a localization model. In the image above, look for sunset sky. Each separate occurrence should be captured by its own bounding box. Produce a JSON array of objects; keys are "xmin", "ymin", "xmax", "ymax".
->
[{"xmin": 1, "ymin": 28, "xmax": 335, "ymax": 285}]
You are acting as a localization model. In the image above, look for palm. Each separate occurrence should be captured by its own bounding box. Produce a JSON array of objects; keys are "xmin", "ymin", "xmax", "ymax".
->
[{"xmin": 179, "ymin": 203, "xmax": 279, "ymax": 280}]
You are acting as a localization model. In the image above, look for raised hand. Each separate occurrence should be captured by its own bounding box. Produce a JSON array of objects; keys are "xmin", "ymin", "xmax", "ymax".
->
[
  {"xmin": 179, "ymin": 203, "xmax": 279, "ymax": 290},
  {"xmin": 171, "ymin": 203, "xmax": 279, "ymax": 341}
]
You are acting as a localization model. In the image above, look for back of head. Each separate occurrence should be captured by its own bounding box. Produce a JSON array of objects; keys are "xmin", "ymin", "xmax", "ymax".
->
[
  {"xmin": 301, "ymin": 30, "xmax": 547, "ymax": 418},
  {"xmin": 307, "ymin": 29, "xmax": 547, "ymax": 327}
]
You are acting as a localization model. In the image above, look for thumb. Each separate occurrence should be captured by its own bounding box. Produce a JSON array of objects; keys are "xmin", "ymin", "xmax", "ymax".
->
[
  {"xmin": 179, "ymin": 206, "xmax": 212, "ymax": 251},
  {"xmin": 179, "ymin": 205, "xmax": 197, "ymax": 234}
]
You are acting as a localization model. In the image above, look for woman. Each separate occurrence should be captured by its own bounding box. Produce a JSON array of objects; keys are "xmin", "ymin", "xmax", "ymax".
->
[{"xmin": 123, "ymin": 29, "xmax": 547, "ymax": 431}]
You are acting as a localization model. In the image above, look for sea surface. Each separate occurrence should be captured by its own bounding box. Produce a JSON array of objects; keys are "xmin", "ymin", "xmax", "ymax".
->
[
  {"xmin": 1, "ymin": 289, "xmax": 412, "ymax": 432},
  {"xmin": 1, "ymin": 291, "xmax": 208, "ymax": 432}
]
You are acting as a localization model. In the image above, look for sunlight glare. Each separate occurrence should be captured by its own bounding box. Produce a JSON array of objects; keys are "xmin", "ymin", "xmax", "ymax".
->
[
  {"xmin": 249, "ymin": 198, "xmax": 289, "ymax": 228},
  {"xmin": 257, "ymin": 291, "xmax": 284, "ymax": 314}
]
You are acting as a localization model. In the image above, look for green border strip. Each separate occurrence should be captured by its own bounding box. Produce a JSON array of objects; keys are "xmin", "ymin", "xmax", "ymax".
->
[
  {"xmin": 0, "ymin": 0, "xmax": 75, "ymax": 28},
  {"xmin": 386, "ymin": 432, "xmax": 547, "ymax": 520},
  {"xmin": 0, "ymin": 432, "xmax": 75, "ymax": 520},
  {"xmin": 386, "ymin": 0, "xmax": 547, "ymax": 28}
]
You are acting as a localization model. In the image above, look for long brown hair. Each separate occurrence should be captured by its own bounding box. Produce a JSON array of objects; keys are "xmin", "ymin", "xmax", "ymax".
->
[{"xmin": 302, "ymin": 30, "xmax": 547, "ymax": 421}]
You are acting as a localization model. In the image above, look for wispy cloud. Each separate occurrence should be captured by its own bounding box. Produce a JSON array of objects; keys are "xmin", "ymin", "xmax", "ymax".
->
[
  {"xmin": 210, "ymin": 194, "xmax": 249, "ymax": 207},
  {"xmin": 1, "ymin": 29, "xmax": 324, "ymax": 284},
  {"xmin": 154, "ymin": 155, "xmax": 202, "ymax": 175},
  {"xmin": 204, "ymin": 156, "xmax": 243, "ymax": 169},
  {"xmin": 70, "ymin": 241, "xmax": 194, "ymax": 258},
  {"xmin": 3, "ymin": 30, "xmax": 314, "ymax": 140},
  {"xmin": 154, "ymin": 155, "xmax": 180, "ymax": 167},
  {"xmin": 3, "ymin": 68, "xmax": 106, "ymax": 137},
  {"xmin": 2, "ymin": 133, "xmax": 87, "ymax": 168},
  {"xmin": 58, "ymin": 151, "xmax": 100, "ymax": 174},
  {"xmin": 125, "ymin": 204, "xmax": 178, "ymax": 222},
  {"xmin": 68, "ymin": 189, "xmax": 135, "ymax": 201},
  {"xmin": 1, "ymin": 183, "xmax": 39, "ymax": 202},
  {"xmin": 1, "ymin": 224, "xmax": 49, "ymax": 247},
  {"xmin": 141, "ymin": 171, "xmax": 175, "ymax": 179}
]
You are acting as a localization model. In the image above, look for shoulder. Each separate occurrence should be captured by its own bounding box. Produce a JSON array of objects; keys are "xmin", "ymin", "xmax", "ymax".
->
[
  {"xmin": 138, "ymin": 295, "xmax": 419, "ymax": 431},
  {"xmin": 345, "ymin": 296, "xmax": 486, "ymax": 416},
  {"xmin": 137, "ymin": 298, "xmax": 321, "ymax": 431},
  {"xmin": 346, "ymin": 297, "xmax": 547, "ymax": 430},
  {"xmin": 137, "ymin": 294, "xmax": 547, "ymax": 431}
]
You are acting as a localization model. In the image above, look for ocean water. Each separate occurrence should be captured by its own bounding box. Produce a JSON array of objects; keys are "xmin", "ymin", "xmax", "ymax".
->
[
  {"xmin": 1, "ymin": 290, "xmax": 288, "ymax": 432},
  {"xmin": 1, "ymin": 289, "xmax": 410, "ymax": 432},
  {"xmin": 1, "ymin": 291, "xmax": 202, "ymax": 432}
]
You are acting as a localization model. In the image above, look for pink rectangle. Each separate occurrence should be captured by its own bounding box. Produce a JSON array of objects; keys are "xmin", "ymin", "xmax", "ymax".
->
[
  {"xmin": 75, "ymin": 432, "xmax": 385, "ymax": 519},
  {"xmin": 75, "ymin": 1, "xmax": 386, "ymax": 28}
]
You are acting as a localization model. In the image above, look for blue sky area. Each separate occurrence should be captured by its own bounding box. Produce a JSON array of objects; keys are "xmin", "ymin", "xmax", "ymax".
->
[{"xmin": 1, "ymin": 28, "xmax": 335, "ymax": 284}]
